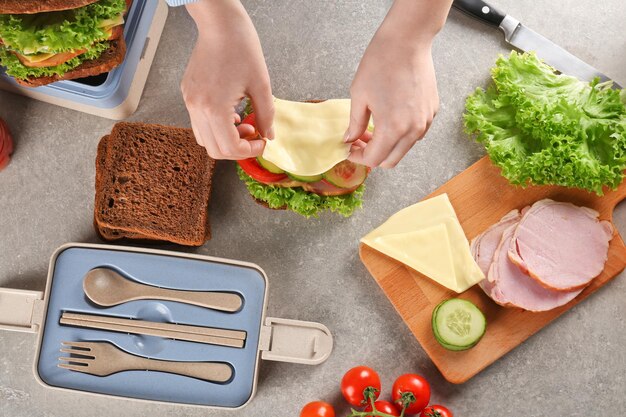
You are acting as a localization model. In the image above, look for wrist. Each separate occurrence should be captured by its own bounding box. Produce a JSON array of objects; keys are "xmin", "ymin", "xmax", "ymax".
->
[
  {"xmin": 186, "ymin": 0, "xmax": 248, "ymax": 33},
  {"xmin": 380, "ymin": 0, "xmax": 452, "ymax": 44}
]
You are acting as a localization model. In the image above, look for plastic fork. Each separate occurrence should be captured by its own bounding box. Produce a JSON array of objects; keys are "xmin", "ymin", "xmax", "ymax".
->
[{"xmin": 58, "ymin": 341, "xmax": 233, "ymax": 383}]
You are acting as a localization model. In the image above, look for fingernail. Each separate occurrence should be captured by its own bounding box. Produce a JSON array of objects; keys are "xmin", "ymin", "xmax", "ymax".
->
[
  {"xmin": 267, "ymin": 126, "xmax": 275, "ymax": 140},
  {"xmin": 343, "ymin": 129, "xmax": 351, "ymax": 143}
]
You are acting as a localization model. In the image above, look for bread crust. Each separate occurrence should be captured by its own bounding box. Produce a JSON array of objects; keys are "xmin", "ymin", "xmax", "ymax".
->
[
  {"xmin": 0, "ymin": 0, "xmax": 101, "ymax": 14},
  {"xmin": 14, "ymin": 37, "xmax": 126, "ymax": 87}
]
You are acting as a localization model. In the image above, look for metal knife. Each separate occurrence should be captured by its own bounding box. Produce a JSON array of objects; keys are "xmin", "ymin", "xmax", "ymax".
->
[{"xmin": 452, "ymin": 0, "xmax": 621, "ymax": 88}]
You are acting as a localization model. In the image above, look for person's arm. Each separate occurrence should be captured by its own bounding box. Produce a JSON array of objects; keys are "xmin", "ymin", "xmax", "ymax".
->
[
  {"xmin": 346, "ymin": 0, "xmax": 453, "ymax": 168},
  {"xmin": 181, "ymin": 0, "xmax": 274, "ymax": 160}
]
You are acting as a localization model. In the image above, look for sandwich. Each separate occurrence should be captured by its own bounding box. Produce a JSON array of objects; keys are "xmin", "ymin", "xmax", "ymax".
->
[
  {"xmin": 237, "ymin": 98, "xmax": 370, "ymax": 218},
  {"xmin": 0, "ymin": 0, "xmax": 129, "ymax": 87}
]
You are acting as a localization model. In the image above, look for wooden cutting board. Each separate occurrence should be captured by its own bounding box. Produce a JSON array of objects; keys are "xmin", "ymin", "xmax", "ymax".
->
[{"xmin": 359, "ymin": 156, "xmax": 626, "ymax": 384}]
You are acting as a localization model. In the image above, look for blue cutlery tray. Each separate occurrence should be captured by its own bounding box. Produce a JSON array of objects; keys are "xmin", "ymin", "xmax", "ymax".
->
[{"xmin": 37, "ymin": 245, "xmax": 266, "ymax": 408}]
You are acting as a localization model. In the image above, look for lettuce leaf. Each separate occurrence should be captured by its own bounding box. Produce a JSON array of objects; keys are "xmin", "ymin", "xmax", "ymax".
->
[
  {"xmin": 464, "ymin": 51, "xmax": 626, "ymax": 194},
  {"xmin": 0, "ymin": 41, "xmax": 109, "ymax": 79},
  {"xmin": 0, "ymin": 0, "xmax": 125, "ymax": 54},
  {"xmin": 237, "ymin": 166, "xmax": 365, "ymax": 217}
]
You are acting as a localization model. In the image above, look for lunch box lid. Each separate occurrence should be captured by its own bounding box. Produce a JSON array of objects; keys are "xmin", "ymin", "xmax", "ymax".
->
[
  {"xmin": 0, "ymin": 243, "xmax": 333, "ymax": 408},
  {"xmin": 0, "ymin": 0, "xmax": 168, "ymax": 120}
]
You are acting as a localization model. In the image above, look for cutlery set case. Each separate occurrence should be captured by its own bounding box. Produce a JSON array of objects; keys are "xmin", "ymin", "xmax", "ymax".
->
[
  {"xmin": 0, "ymin": 243, "xmax": 333, "ymax": 409},
  {"xmin": 0, "ymin": 0, "xmax": 168, "ymax": 120}
]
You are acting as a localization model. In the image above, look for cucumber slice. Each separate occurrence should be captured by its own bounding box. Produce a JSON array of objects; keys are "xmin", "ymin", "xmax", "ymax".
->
[
  {"xmin": 432, "ymin": 298, "xmax": 486, "ymax": 351},
  {"xmin": 323, "ymin": 161, "xmax": 367, "ymax": 188},
  {"xmin": 288, "ymin": 173, "xmax": 324, "ymax": 183},
  {"xmin": 257, "ymin": 156, "xmax": 285, "ymax": 174}
]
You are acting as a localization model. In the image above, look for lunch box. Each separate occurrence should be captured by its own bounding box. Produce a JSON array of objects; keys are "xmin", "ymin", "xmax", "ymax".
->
[
  {"xmin": 0, "ymin": 0, "xmax": 168, "ymax": 120},
  {"xmin": 0, "ymin": 243, "xmax": 333, "ymax": 409}
]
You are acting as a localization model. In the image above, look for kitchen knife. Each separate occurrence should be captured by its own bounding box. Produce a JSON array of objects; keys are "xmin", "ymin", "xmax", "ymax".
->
[{"xmin": 452, "ymin": 0, "xmax": 621, "ymax": 88}]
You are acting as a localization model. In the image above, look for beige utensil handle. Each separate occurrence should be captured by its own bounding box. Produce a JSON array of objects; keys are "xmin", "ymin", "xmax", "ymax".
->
[
  {"xmin": 132, "ymin": 358, "xmax": 233, "ymax": 383},
  {"xmin": 60, "ymin": 317, "xmax": 244, "ymax": 348},
  {"xmin": 62, "ymin": 312, "xmax": 246, "ymax": 340},
  {"xmin": 136, "ymin": 287, "xmax": 242, "ymax": 312}
]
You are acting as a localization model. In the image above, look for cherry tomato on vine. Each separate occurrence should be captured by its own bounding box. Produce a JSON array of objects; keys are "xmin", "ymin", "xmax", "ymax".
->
[
  {"xmin": 364, "ymin": 400, "xmax": 400, "ymax": 417},
  {"xmin": 391, "ymin": 374, "xmax": 431, "ymax": 415},
  {"xmin": 420, "ymin": 405, "xmax": 453, "ymax": 417},
  {"xmin": 300, "ymin": 401, "xmax": 335, "ymax": 417},
  {"xmin": 341, "ymin": 366, "xmax": 381, "ymax": 406}
]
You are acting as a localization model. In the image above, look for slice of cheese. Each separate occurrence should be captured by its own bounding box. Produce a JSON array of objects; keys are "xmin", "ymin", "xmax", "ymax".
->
[
  {"xmin": 262, "ymin": 98, "xmax": 352, "ymax": 176},
  {"xmin": 361, "ymin": 193, "xmax": 484, "ymax": 293},
  {"xmin": 372, "ymin": 225, "xmax": 457, "ymax": 290}
]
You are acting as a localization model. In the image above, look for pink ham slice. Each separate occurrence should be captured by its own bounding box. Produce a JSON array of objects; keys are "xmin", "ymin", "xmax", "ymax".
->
[
  {"xmin": 487, "ymin": 225, "xmax": 583, "ymax": 311},
  {"xmin": 470, "ymin": 209, "xmax": 521, "ymax": 299},
  {"xmin": 508, "ymin": 199, "xmax": 614, "ymax": 291}
]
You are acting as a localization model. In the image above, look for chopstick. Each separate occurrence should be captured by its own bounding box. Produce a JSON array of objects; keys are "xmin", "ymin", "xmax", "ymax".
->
[{"xmin": 60, "ymin": 312, "xmax": 246, "ymax": 349}]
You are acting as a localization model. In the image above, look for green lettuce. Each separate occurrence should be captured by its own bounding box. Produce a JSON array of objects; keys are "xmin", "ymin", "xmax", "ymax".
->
[
  {"xmin": 237, "ymin": 166, "xmax": 365, "ymax": 218},
  {"xmin": 0, "ymin": 0, "xmax": 125, "ymax": 54},
  {"xmin": 0, "ymin": 41, "xmax": 109, "ymax": 79},
  {"xmin": 464, "ymin": 51, "xmax": 626, "ymax": 194}
]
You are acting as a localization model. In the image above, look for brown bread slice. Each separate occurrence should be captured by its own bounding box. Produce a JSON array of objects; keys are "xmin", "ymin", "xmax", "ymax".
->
[
  {"xmin": 15, "ymin": 38, "xmax": 126, "ymax": 88},
  {"xmin": 94, "ymin": 135, "xmax": 153, "ymax": 241},
  {"xmin": 94, "ymin": 123, "xmax": 215, "ymax": 246},
  {"xmin": 0, "ymin": 0, "xmax": 100, "ymax": 14}
]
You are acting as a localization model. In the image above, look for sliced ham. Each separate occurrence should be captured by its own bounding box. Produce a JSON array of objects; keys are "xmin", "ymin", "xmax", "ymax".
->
[
  {"xmin": 487, "ymin": 225, "xmax": 583, "ymax": 311},
  {"xmin": 471, "ymin": 209, "xmax": 521, "ymax": 297},
  {"xmin": 508, "ymin": 199, "xmax": 613, "ymax": 291}
]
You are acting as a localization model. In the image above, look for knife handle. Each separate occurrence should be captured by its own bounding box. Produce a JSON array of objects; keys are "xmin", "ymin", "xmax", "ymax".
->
[{"xmin": 453, "ymin": 0, "xmax": 506, "ymax": 27}]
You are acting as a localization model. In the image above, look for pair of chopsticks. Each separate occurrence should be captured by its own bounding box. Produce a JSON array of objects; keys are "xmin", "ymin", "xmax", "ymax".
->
[{"xmin": 60, "ymin": 312, "xmax": 246, "ymax": 348}]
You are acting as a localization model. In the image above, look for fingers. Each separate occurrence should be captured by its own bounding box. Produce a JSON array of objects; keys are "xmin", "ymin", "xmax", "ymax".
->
[
  {"xmin": 349, "ymin": 114, "xmax": 434, "ymax": 168},
  {"xmin": 209, "ymin": 110, "xmax": 265, "ymax": 160},
  {"xmin": 236, "ymin": 123, "xmax": 257, "ymax": 139},
  {"xmin": 189, "ymin": 112, "xmax": 224, "ymax": 160},
  {"xmin": 344, "ymin": 96, "xmax": 371, "ymax": 143},
  {"xmin": 248, "ymin": 80, "xmax": 275, "ymax": 139}
]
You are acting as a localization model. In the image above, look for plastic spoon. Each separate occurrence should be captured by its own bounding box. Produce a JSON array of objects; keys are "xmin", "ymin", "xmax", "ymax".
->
[{"xmin": 83, "ymin": 268, "xmax": 243, "ymax": 312}]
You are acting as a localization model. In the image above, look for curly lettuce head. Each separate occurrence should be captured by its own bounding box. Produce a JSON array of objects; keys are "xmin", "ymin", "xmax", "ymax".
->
[{"xmin": 464, "ymin": 51, "xmax": 626, "ymax": 194}]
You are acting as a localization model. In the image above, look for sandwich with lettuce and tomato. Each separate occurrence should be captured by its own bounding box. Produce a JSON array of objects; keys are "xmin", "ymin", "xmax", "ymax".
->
[
  {"xmin": 0, "ymin": 0, "xmax": 130, "ymax": 87},
  {"xmin": 237, "ymin": 98, "xmax": 371, "ymax": 218}
]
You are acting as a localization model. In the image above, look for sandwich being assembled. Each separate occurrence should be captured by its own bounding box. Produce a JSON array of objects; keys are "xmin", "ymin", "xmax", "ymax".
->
[
  {"xmin": 0, "ymin": 0, "xmax": 129, "ymax": 87},
  {"xmin": 237, "ymin": 98, "xmax": 371, "ymax": 218}
]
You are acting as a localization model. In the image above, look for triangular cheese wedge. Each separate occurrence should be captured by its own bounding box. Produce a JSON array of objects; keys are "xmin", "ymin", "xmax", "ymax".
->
[
  {"xmin": 361, "ymin": 193, "xmax": 484, "ymax": 293},
  {"xmin": 371, "ymin": 225, "xmax": 457, "ymax": 291}
]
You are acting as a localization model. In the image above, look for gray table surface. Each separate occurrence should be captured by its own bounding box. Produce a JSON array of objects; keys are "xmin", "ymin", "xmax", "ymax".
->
[{"xmin": 1, "ymin": 1, "xmax": 625, "ymax": 416}]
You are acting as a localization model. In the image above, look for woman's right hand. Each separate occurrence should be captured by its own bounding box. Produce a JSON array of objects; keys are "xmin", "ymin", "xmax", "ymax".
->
[{"xmin": 182, "ymin": 0, "xmax": 274, "ymax": 160}]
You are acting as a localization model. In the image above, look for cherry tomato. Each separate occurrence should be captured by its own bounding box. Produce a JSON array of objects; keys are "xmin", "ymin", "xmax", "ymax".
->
[
  {"xmin": 0, "ymin": 118, "xmax": 13, "ymax": 171},
  {"xmin": 238, "ymin": 158, "xmax": 288, "ymax": 184},
  {"xmin": 341, "ymin": 366, "xmax": 381, "ymax": 406},
  {"xmin": 420, "ymin": 405, "xmax": 453, "ymax": 417},
  {"xmin": 364, "ymin": 400, "xmax": 400, "ymax": 417},
  {"xmin": 392, "ymin": 374, "xmax": 431, "ymax": 415},
  {"xmin": 300, "ymin": 401, "xmax": 335, "ymax": 417}
]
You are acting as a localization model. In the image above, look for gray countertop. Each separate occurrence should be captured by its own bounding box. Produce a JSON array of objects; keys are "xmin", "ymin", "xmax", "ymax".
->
[{"xmin": 1, "ymin": 0, "xmax": 625, "ymax": 415}]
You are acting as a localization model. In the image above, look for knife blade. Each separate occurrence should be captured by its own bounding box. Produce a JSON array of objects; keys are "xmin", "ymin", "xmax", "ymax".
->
[{"xmin": 453, "ymin": 0, "xmax": 621, "ymax": 88}]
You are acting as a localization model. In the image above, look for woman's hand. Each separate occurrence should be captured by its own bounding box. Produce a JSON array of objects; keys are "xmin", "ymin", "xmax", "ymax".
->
[
  {"xmin": 346, "ymin": 0, "xmax": 452, "ymax": 168},
  {"xmin": 182, "ymin": 0, "xmax": 274, "ymax": 160}
]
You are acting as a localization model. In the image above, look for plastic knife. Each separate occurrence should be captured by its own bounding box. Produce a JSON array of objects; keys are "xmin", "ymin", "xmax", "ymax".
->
[{"xmin": 453, "ymin": 0, "xmax": 621, "ymax": 88}]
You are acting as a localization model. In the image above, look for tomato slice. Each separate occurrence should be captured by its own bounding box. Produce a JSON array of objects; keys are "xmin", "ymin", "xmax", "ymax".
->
[
  {"xmin": 238, "ymin": 158, "xmax": 288, "ymax": 184},
  {"xmin": 241, "ymin": 112, "xmax": 256, "ymax": 127}
]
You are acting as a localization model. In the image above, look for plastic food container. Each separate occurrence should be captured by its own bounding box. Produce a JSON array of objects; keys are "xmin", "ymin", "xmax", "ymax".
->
[
  {"xmin": 0, "ymin": 0, "xmax": 168, "ymax": 120},
  {"xmin": 0, "ymin": 243, "xmax": 333, "ymax": 409}
]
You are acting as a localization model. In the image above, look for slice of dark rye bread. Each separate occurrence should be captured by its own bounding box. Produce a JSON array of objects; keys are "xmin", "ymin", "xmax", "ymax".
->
[
  {"xmin": 94, "ymin": 135, "xmax": 156, "ymax": 241},
  {"xmin": 94, "ymin": 123, "xmax": 216, "ymax": 246},
  {"xmin": 0, "ymin": 0, "xmax": 100, "ymax": 14},
  {"xmin": 14, "ymin": 38, "xmax": 127, "ymax": 87}
]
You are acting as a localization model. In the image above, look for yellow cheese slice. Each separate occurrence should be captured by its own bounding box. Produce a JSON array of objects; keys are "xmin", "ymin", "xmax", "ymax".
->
[
  {"xmin": 361, "ymin": 193, "xmax": 484, "ymax": 293},
  {"xmin": 18, "ymin": 52, "xmax": 56, "ymax": 64},
  {"xmin": 262, "ymin": 98, "xmax": 352, "ymax": 176},
  {"xmin": 371, "ymin": 225, "xmax": 457, "ymax": 290}
]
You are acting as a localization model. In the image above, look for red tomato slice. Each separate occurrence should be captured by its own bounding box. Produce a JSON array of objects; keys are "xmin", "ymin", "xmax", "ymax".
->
[
  {"xmin": 241, "ymin": 112, "xmax": 256, "ymax": 127},
  {"xmin": 238, "ymin": 158, "xmax": 287, "ymax": 184}
]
